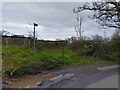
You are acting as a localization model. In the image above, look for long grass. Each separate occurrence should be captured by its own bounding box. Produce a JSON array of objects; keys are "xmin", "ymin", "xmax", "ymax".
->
[{"xmin": 2, "ymin": 46, "xmax": 111, "ymax": 76}]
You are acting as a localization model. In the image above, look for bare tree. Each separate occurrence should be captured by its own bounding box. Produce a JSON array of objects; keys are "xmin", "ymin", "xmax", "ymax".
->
[
  {"xmin": 92, "ymin": 34, "xmax": 103, "ymax": 41},
  {"xmin": 27, "ymin": 30, "xmax": 34, "ymax": 38},
  {"xmin": 0, "ymin": 30, "xmax": 10, "ymax": 36},
  {"xmin": 75, "ymin": 25, "xmax": 79, "ymax": 40},
  {"xmin": 73, "ymin": 1, "xmax": 120, "ymax": 29},
  {"xmin": 75, "ymin": 14, "xmax": 84, "ymax": 40},
  {"xmin": 25, "ymin": 26, "xmax": 38, "ymax": 39}
]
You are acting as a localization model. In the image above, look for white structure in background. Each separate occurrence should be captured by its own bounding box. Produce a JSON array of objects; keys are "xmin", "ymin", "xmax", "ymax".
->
[{"xmin": 66, "ymin": 36, "xmax": 78, "ymax": 43}]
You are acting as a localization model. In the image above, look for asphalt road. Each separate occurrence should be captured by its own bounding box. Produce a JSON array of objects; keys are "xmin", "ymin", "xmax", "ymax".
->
[{"xmin": 38, "ymin": 65, "xmax": 119, "ymax": 88}]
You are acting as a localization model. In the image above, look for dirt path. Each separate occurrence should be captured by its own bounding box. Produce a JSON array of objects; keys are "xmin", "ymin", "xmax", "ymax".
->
[{"xmin": 3, "ymin": 71, "xmax": 54, "ymax": 88}]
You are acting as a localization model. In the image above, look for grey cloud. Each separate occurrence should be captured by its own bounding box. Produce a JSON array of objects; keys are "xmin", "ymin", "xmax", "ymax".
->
[
  {"xmin": 2, "ymin": 2, "xmax": 83, "ymax": 28},
  {"xmin": 2, "ymin": 2, "xmax": 114, "ymax": 40}
]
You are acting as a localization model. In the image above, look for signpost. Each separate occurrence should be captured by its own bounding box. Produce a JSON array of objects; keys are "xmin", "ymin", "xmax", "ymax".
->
[{"xmin": 33, "ymin": 23, "xmax": 38, "ymax": 53}]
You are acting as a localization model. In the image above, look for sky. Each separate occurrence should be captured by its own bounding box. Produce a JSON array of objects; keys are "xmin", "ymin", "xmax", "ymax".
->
[{"xmin": 2, "ymin": 2, "xmax": 116, "ymax": 40}]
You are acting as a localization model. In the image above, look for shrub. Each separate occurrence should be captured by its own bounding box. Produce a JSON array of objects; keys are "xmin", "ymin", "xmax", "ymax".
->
[
  {"xmin": 41, "ymin": 56, "xmax": 64, "ymax": 70},
  {"xmin": 4, "ymin": 62, "xmax": 27, "ymax": 76}
]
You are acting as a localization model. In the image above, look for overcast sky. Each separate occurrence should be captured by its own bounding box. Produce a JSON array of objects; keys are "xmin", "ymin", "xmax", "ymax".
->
[{"xmin": 2, "ymin": 2, "xmax": 115, "ymax": 40}]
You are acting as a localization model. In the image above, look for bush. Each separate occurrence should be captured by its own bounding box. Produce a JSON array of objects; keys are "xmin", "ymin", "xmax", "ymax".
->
[
  {"xmin": 68, "ymin": 41, "xmax": 92, "ymax": 56},
  {"xmin": 4, "ymin": 63, "xmax": 27, "ymax": 76},
  {"xmin": 41, "ymin": 56, "xmax": 64, "ymax": 70},
  {"xmin": 68, "ymin": 40, "xmax": 118, "ymax": 60}
]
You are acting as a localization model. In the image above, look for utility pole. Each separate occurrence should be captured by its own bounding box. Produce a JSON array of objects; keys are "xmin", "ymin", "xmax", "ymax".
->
[{"xmin": 33, "ymin": 23, "xmax": 38, "ymax": 53}]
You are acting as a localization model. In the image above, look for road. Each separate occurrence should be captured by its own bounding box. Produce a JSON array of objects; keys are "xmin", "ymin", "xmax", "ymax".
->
[{"xmin": 37, "ymin": 64, "xmax": 119, "ymax": 88}]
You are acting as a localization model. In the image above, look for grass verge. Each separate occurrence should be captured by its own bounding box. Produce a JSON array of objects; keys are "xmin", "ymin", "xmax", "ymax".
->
[{"xmin": 2, "ymin": 46, "xmax": 112, "ymax": 76}]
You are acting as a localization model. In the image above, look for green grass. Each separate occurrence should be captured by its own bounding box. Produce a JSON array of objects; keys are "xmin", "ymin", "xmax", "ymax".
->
[{"xmin": 2, "ymin": 46, "xmax": 111, "ymax": 76}]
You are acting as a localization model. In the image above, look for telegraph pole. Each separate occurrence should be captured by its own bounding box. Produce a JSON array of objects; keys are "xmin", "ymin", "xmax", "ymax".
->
[{"xmin": 33, "ymin": 23, "xmax": 38, "ymax": 53}]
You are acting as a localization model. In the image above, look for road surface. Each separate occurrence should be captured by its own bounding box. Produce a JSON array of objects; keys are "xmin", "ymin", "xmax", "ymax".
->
[{"xmin": 37, "ymin": 64, "xmax": 119, "ymax": 88}]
